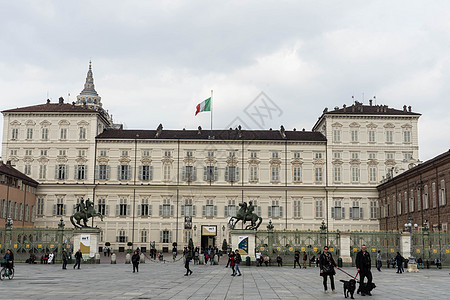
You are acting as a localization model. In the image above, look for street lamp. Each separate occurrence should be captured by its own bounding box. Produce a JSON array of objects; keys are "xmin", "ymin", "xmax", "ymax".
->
[{"xmin": 404, "ymin": 216, "xmax": 418, "ymax": 266}]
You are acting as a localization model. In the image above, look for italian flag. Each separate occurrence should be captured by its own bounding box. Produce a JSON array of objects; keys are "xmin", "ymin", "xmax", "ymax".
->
[{"xmin": 195, "ymin": 97, "xmax": 211, "ymax": 116}]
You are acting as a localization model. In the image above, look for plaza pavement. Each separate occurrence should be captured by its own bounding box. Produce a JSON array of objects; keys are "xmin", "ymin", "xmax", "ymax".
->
[{"xmin": 0, "ymin": 259, "xmax": 449, "ymax": 300}]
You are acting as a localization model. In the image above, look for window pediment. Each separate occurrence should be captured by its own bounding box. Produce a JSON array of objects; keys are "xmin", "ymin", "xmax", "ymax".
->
[{"xmin": 58, "ymin": 120, "xmax": 70, "ymax": 126}]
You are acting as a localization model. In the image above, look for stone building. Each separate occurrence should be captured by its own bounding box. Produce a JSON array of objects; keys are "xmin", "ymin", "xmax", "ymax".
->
[
  {"xmin": 1, "ymin": 63, "xmax": 422, "ymax": 251},
  {"xmin": 0, "ymin": 160, "xmax": 38, "ymax": 227},
  {"xmin": 378, "ymin": 150, "xmax": 449, "ymax": 232}
]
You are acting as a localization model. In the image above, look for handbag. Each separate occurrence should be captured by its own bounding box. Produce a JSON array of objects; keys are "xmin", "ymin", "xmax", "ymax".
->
[{"xmin": 322, "ymin": 264, "xmax": 332, "ymax": 274}]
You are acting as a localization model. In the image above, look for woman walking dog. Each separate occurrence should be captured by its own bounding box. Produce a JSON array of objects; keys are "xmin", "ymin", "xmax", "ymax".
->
[{"xmin": 319, "ymin": 246, "xmax": 337, "ymax": 294}]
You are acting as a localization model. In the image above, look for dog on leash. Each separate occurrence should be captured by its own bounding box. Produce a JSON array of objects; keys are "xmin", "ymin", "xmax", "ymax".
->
[
  {"xmin": 340, "ymin": 279, "xmax": 356, "ymax": 299},
  {"xmin": 357, "ymin": 282, "xmax": 376, "ymax": 296}
]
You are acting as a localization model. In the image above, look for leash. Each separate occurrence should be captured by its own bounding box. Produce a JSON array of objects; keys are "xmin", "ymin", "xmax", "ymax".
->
[{"xmin": 336, "ymin": 266, "xmax": 359, "ymax": 280}]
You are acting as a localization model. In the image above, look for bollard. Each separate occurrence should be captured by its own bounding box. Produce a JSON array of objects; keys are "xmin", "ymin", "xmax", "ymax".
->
[
  {"xmin": 140, "ymin": 253, "xmax": 145, "ymax": 263},
  {"xmin": 125, "ymin": 253, "xmax": 131, "ymax": 264},
  {"xmin": 199, "ymin": 255, "xmax": 204, "ymax": 265},
  {"xmin": 111, "ymin": 253, "xmax": 117, "ymax": 264},
  {"xmin": 214, "ymin": 255, "xmax": 219, "ymax": 265}
]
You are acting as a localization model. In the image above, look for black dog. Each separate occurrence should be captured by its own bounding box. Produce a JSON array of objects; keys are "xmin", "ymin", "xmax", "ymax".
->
[
  {"xmin": 340, "ymin": 279, "xmax": 356, "ymax": 299},
  {"xmin": 357, "ymin": 282, "xmax": 376, "ymax": 296}
]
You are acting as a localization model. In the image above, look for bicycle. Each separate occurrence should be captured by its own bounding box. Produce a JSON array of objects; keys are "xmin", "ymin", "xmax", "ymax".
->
[{"xmin": 0, "ymin": 259, "xmax": 14, "ymax": 280}]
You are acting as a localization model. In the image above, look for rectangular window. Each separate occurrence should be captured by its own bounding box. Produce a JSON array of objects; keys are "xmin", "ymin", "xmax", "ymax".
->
[
  {"xmin": 182, "ymin": 199, "xmax": 195, "ymax": 217},
  {"xmin": 25, "ymin": 149, "xmax": 33, "ymax": 156},
  {"xmin": 100, "ymin": 150, "xmax": 107, "ymax": 157},
  {"xmin": 386, "ymin": 130, "xmax": 393, "ymax": 143},
  {"xmin": 332, "ymin": 200, "xmax": 344, "ymax": 219},
  {"xmin": 119, "ymin": 198, "xmax": 128, "ymax": 216},
  {"xmin": 56, "ymin": 165, "xmax": 67, "ymax": 180},
  {"xmin": 97, "ymin": 198, "xmax": 106, "ymax": 215},
  {"xmin": 163, "ymin": 164, "xmax": 171, "ymax": 181},
  {"xmin": 350, "ymin": 201, "xmax": 362, "ymax": 219},
  {"xmin": 121, "ymin": 150, "xmax": 129, "ymax": 157},
  {"xmin": 207, "ymin": 151, "xmax": 214, "ymax": 157},
  {"xmin": 40, "ymin": 150, "xmax": 47, "ymax": 156},
  {"xmin": 225, "ymin": 166, "xmax": 239, "ymax": 182},
  {"xmin": 118, "ymin": 165, "xmax": 131, "ymax": 180},
  {"xmin": 75, "ymin": 165, "xmax": 87, "ymax": 180},
  {"xmin": 24, "ymin": 165, "xmax": 31, "ymax": 175},
  {"xmin": 293, "ymin": 200, "xmax": 301, "ymax": 218},
  {"xmin": 11, "ymin": 128, "xmax": 18, "ymax": 140},
  {"xmin": 441, "ymin": 180, "xmax": 446, "ymax": 206},
  {"xmin": 333, "ymin": 129, "xmax": 341, "ymax": 142},
  {"xmin": 10, "ymin": 149, "xmax": 18, "ymax": 156},
  {"xmin": 268, "ymin": 200, "xmax": 282, "ymax": 218},
  {"xmin": 315, "ymin": 199, "xmax": 323, "ymax": 218},
  {"xmin": 160, "ymin": 230, "xmax": 171, "ymax": 243},
  {"xmin": 118, "ymin": 230, "xmax": 127, "ymax": 243},
  {"xmin": 59, "ymin": 150, "xmax": 66, "ymax": 156},
  {"xmin": 271, "ymin": 166, "xmax": 279, "ymax": 182},
  {"xmin": 369, "ymin": 167, "xmax": 377, "ymax": 183},
  {"xmin": 423, "ymin": 185, "xmax": 429, "ymax": 209},
  {"xmin": 333, "ymin": 152, "xmax": 341, "ymax": 159},
  {"xmin": 272, "ymin": 152, "xmax": 279, "ymax": 159},
  {"xmin": 351, "ymin": 152, "xmax": 359, "ymax": 159},
  {"xmin": 41, "ymin": 128, "xmax": 48, "ymax": 140},
  {"xmin": 351, "ymin": 130, "xmax": 358, "ymax": 142},
  {"xmin": 432, "ymin": 182, "xmax": 437, "ymax": 208},
  {"xmin": 293, "ymin": 152, "xmax": 301, "ymax": 159},
  {"xmin": 315, "ymin": 167, "xmax": 323, "ymax": 183},
  {"xmin": 293, "ymin": 166, "xmax": 301, "ymax": 182},
  {"xmin": 182, "ymin": 166, "xmax": 196, "ymax": 182},
  {"xmin": 249, "ymin": 165, "xmax": 258, "ymax": 182},
  {"xmin": 204, "ymin": 166, "xmax": 218, "ymax": 181},
  {"xmin": 229, "ymin": 151, "xmax": 236, "ymax": 157},
  {"xmin": 409, "ymin": 190, "xmax": 414, "ymax": 212},
  {"xmin": 315, "ymin": 152, "xmax": 323, "ymax": 159},
  {"xmin": 186, "ymin": 151, "xmax": 193, "ymax": 157},
  {"xmin": 225, "ymin": 201, "xmax": 237, "ymax": 217},
  {"xmin": 140, "ymin": 165, "xmax": 153, "ymax": 181},
  {"xmin": 37, "ymin": 198, "xmax": 44, "ymax": 216},
  {"xmin": 56, "ymin": 198, "xmax": 65, "ymax": 216},
  {"xmin": 333, "ymin": 166, "xmax": 341, "ymax": 182},
  {"xmin": 351, "ymin": 166, "xmax": 360, "ymax": 182},
  {"xmin": 140, "ymin": 230, "xmax": 148, "ymax": 243},
  {"xmin": 204, "ymin": 199, "xmax": 216, "ymax": 217},
  {"xmin": 386, "ymin": 152, "xmax": 394, "ymax": 160},
  {"xmin": 39, "ymin": 165, "xmax": 47, "ymax": 179},
  {"xmin": 142, "ymin": 150, "xmax": 150, "ymax": 157},
  {"xmin": 78, "ymin": 150, "xmax": 86, "ymax": 157},
  {"xmin": 60, "ymin": 128, "xmax": 67, "ymax": 140},
  {"xmin": 370, "ymin": 201, "xmax": 377, "ymax": 219},
  {"xmin": 79, "ymin": 127, "xmax": 86, "ymax": 140},
  {"xmin": 97, "ymin": 165, "xmax": 110, "ymax": 180},
  {"xmin": 368, "ymin": 130, "xmax": 375, "ymax": 142},
  {"xmin": 26, "ymin": 128, "xmax": 33, "ymax": 140},
  {"xmin": 403, "ymin": 130, "xmax": 411, "ymax": 143},
  {"xmin": 160, "ymin": 199, "xmax": 172, "ymax": 217},
  {"xmin": 139, "ymin": 199, "xmax": 150, "ymax": 216},
  {"xmin": 250, "ymin": 151, "xmax": 258, "ymax": 158},
  {"xmin": 368, "ymin": 152, "xmax": 376, "ymax": 160},
  {"xmin": 164, "ymin": 150, "xmax": 172, "ymax": 157},
  {"xmin": 404, "ymin": 153, "xmax": 412, "ymax": 161}
]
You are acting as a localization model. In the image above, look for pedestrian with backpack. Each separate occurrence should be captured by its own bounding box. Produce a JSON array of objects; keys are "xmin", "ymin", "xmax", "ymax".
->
[{"xmin": 233, "ymin": 249, "xmax": 242, "ymax": 276}]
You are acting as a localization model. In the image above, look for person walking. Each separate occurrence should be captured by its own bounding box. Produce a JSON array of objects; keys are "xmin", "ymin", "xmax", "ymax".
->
[
  {"xmin": 232, "ymin": 249, "xmax": 242, "ymax": 276},
  {"xmin": 73, "ymin": 249, "xmax": 82, "ymax": 269},
  {"xmin": 226, "ymin": 250, "xmax": 233, "ymax": 268},
  {"xmin": 172, "ymin": 246, "xmax": 177, "ymax": 261},
  {"xmin": 184, "ymin": 247, "xmax": 193, "ymax": 276},
  {"xmin": 356, "ymin": 244, "xmax": 373, "ymax": 296},
  {"xmin": 294, "ymin": 250, "xmax": 301, "ymax": 269},
  {"xmin": 319, "ymin": 246, "xmax": 336, "ymax": 294},
  {"xmin": 229, "ymin": 251, "xmax": 236, "ymax": 275},
  {"xmin": 103, "ymin": 247, "xmax": 107, "ymax": 256},
  {"xmin": 376, "ymin": 250, "xmax": 382, "ymax": 272},
  {"xmin": 132, "ymin": 250, "xmax": 140, "ymax": 273},
  {"xmin": 302, "ymin": 251, "xmax": 308, "ymax": 269},
  {"xmin": 62, "ymin": 249, "xmax": 68, "ymax": 269},
  {"xmin": 395, "ymin": 252, "xmax": 404, "ymax": 274}
]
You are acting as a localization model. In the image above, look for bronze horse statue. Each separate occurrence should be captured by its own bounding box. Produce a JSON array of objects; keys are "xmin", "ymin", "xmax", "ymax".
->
[
  {"xmin": 228, "ymin": 202, "xmax": 262, "ymax": 230},
  {"xmin": 70, "ymin": 198, "xmax": 103, "ymax": 228}
]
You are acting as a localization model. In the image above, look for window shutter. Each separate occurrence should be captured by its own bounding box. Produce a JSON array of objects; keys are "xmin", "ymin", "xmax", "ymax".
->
[
  {"xmin": 214, "ymin": 167, "xmax": 218, "ymax": 181},
  {"xmin": 349, "ymin": 207, "xmax": 353, "ymax": 219},
  {"xmin": 159, "ymin": 205, "xmax": 163, "ymax": 216},
  {"xmin": 225, "ymin": 166, "xmax": 229, "ymax": 181},
  {"xmin": 202, "ymin": 205, "xmax": 206, "ymax": 216},
  {"xmin": 193, "ymin": 167, "xmax": 197, "ymax": 181},
  {"xmin": 160, "ymin": 231, "xmax": 163, "ymax": 243},
  {"xmin": 137, "ymin": 204, "xmax": 141, "ymax": 216},
  {"xmin": 360, "ymin": 208, "xmax": 363, "ymax": 219},
  {"xmin": 342, "ymin": 207, "xmax": 345, "ymax": 219},
  {"xmin": 236, "ymin": 167, "xmax": 240, "ymax": 181},
  {"xmin": 279, "ymin": 206, "xmax": 283, "ymax": 217},
  {"xmin": 74, "ymin": 165, "xmax": 78, "ymax": 180},
  {"xmin": 181, "ymin": 205, "xmax": 185, "ymax": 216},
  {"xmin": 54, "ymin": 165, "xmax": 58, "ymax": 179},
  {"xmin": 192, "ymin": 205, "xmax": 196, "ymax": 216},
  {"xmin": 138, "ymin": 166, "xmax": 143, "ymax": 180},
  {"xmin": 116, "ymin": 205, "xmax": 120, "ymax": 216},
  {"xmin": 149, "ymin": 166, "xmax": 153, "ymax": 180},
  {"xmin": 257, "ymin": 206, "xmax": 261, "ymax": 216},
  {"xmin": 52, "ymin": 204, "xmax": 57, "ymax": 215},
  {"xmin": 117, "ymin": 165, "xmax": 121, "ymax": 180},
  {"xmin": 331, "ymin": 207, "xmax": 335, "ymax": 218},
  {"xmin": 125, "ymin": 236, "xmax": 128, "ymax": 243},
  {"xmin": 106, "ymin": 165, "xmax": 110, "ymax": 179},
  {"xmin": 95, "ymin": 165, "xmax": 99, "ymax": 180},
  {"xmin": 63, "ymin": 205, "xmax": 66, "ymax": 215},
  {"xmin": 224, "ymin": 206, "xmax": 228, "ymax": 217},
  {"xmin": 116, "ymin": 236, "xmax": 119, "ymax": 242},
  {"xmin": 204, "ymin": 167, "xmax": 207, "ymax": 181},
  {"xmin": 169, "ymin": 231, "xmax": 173, "ymax": 243},
  {"xmin": 127, "ymin": 166, "xmax": 132, "ymax": 180},
  {"xmin": 214, "ymin": 205, "xmax": 218, "ymax": 216},
  {"xmin": 127, "ymin": 205, "xmax": 131, "ymax": 216},
  {"xmin": 268, "ymin": 206, "xmax": 272, "ymax": 217},
  {"xmin": 105, "ymin": 205, "xmax": 109, "ymax": 216},
  {"xmin": 182, "ymin": 166, "xmax": 186, "ymax": 181},
  {"xmin": 171, "ymin": 205, "xmax": 174, "ymax": 216},
  {"xmin": 84, "ymin": 165, "xmax": 88, "ymax": 179}
]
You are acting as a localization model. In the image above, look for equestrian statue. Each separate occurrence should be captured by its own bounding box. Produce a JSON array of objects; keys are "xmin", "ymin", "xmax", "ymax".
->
[
  {"xmin": 228, "ymin": 201, "xmax": 263, "ymax": 230},
  {"xmin": 70, "ymin": 198, "xmax": 103, "ymax": 228}
]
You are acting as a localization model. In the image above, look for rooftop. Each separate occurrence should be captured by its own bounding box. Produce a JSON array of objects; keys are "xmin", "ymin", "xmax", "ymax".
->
[{"xmin": 0, "ymin": 161, "xmax": 39, "ymax": 186}]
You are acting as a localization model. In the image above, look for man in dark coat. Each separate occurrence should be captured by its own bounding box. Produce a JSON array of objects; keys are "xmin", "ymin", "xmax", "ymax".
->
[
  {"xmin": 356, "ymin": 244, "xmax": 373, "ymax": 296},
  {"xmin": 294, "ymin": 250, "xmax": 300, "ymax": 269},
  {"xmin": 73, "ymin": 249, "xmax": 82, "ymax": 269},
  {"xmin": 184, "ymin": 247, "xmax": 193, "ymax": 276},
  {"xmin": 132, "ymin": 250, "xmax": 140, "ymax": 273},
  {"xmin": 62, "ymin": 249, "xmax": 68, "ymax": 269}
]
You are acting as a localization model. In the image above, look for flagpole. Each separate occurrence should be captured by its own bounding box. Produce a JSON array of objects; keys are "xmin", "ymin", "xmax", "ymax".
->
[{"xmin": 210, "ymin": 89, "xmax": 213, "ymax": 138}]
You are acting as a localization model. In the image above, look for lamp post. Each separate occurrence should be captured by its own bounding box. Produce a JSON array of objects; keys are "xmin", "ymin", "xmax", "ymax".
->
[{"xmin": 405, "ymin": 216, "xmax": 419, "ymax": 272}]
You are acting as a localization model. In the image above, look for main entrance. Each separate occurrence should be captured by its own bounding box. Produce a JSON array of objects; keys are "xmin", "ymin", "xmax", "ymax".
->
[{"xmin": 201, "ymin": 225, "xmax": 217, "ymax": 249}]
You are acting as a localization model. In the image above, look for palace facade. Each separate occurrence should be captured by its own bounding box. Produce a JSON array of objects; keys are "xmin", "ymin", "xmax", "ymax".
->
[{"xmin": 1, "ymin": 63, "xmax": 421, "ymax": 252}]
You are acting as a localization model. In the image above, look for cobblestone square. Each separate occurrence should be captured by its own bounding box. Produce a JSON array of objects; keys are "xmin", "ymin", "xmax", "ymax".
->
[{"xmin": 0, "ymin": 260, "xmax": 448, "ymax": 300}]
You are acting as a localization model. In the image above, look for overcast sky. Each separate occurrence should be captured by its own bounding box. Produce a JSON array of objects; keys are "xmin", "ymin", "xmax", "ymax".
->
[{"xmin": 1, "ymin": 0, "xmax": 449, "ymax": 161}]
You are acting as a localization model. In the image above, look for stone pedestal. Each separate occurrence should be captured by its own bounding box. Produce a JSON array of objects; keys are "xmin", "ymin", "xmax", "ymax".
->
[
  {"xmin": 407, "ymin": 262, "xmax": 419, "ymax": 273},
  {"xmin": 73, "ymin": 228, "xmax": 101, "ymax": 264},
  {"xmin": 339, "ymin": 232, "xmax": 353, "ymax": 267},
  {"xmin": 111, "ymin": 253, "xmax": 117, "ymax": 264},
  {"xmin": 231, "ymin": 229, "xmax": 256, "ymax": 262},
  {"xmin": 400, "ymin": 233, "xmax": 411, "ymax": 258}
]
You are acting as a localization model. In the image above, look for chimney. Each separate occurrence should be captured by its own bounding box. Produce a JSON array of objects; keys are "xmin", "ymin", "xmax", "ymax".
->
[
  {"xmin": 293, "ymin": 128, "xmax": 296, "ymax": 131},
  {"xmin": 369, "ymin": 99, "xmax": 373, "ymax": 106},
  {"xmin": 46, "ymin": 99, "xmax": 50, "ymax": 104},
  {"xmin": 343, "ymin": 104, "xmax": 347, "ymax": 112},
  {"xmin": 59, "ymin": 97, "xmax": 64, "ymax": 105},
  {"xmin": 403, "ymin": 105, "xmax": 407, "ymax": 112},
  {"xmin": 408, "ymin": 106, "xmax": 412, "ymax": 112},
  {"xmin": 197, "ymin": 126, "xmax": 202, "ymax": 135},
  {"xmin": 302, "ymin": 128, "xmax": 305, "ymax": 132},
  {"xmin": 6, "ymin": 160, "xmax": 12, "ymax": 167}
]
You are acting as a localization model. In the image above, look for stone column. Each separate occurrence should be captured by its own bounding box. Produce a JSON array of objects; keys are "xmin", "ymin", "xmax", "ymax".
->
[
  {"xmin": 339, "ymin": 232, "xmax": 352, "ymax": 267},
  {"xmin": 400, "ymin": 232, "xmax": 411, "ymax": 258}
]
